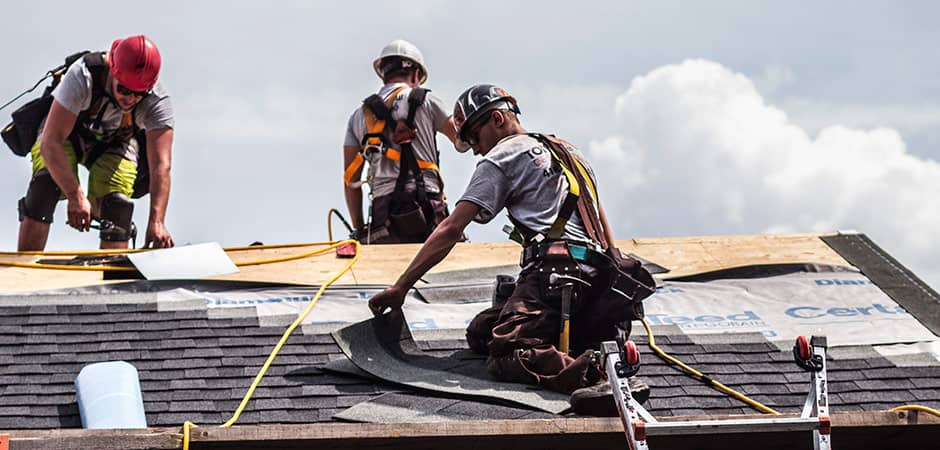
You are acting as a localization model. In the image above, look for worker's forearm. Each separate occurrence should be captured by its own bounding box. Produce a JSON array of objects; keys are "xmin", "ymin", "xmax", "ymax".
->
[
  {"xmin": 394, "ymin": 222, "xmax": 462, "ymax": 290},
  {"xmin": 344, "ymin": 186, "xmax": 365, "ymax": 229},
  {"xmin": 148, "ymin": 166, "xmax": 170, "ymax": 223}
]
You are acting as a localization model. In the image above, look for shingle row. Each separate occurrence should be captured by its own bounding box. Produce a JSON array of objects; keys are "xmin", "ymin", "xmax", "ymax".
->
[{"xmin": 2, "ymin": 301, "xmax": 939, "ymax": 429}]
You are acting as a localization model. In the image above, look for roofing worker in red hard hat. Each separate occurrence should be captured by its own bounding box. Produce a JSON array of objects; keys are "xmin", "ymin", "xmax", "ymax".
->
[
  {"xmin": 368, "ymin": 84, "xmax": 656, "ymax": 416},
  {"xmin": 17, "ymin": 35, "xmax": 175, "ymax": 250},
  {"xmin": 342, "ymin": 39, "xmax": 469, "ymax": 244}
]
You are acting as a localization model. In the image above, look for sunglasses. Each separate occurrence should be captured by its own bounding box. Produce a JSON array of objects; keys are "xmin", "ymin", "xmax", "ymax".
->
[
  {"xmin": 116, "ymin": 83, "xmax": 150, "ymax": 98},
  {"xmin": 464, "ymin": 112, "xmax": 496, "ymax": 146}
]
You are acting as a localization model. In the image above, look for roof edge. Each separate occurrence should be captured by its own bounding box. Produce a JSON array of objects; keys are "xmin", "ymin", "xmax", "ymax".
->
[
  {"xmin": 822, "ymin": 233, "xmax": 940, "ymax": 336},
  {"xmin": 5, "ymin": 411, "xmax": 938, "ymax": 450}
]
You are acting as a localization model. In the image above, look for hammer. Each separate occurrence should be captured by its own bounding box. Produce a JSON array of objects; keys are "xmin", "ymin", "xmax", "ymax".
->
[{"xmin": 549, "ymin": 273, "xmax": 591, "ymax": 354}]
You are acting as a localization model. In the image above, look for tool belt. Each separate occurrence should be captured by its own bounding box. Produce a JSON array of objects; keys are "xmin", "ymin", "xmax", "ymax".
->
[
  {"xmin": 521, "ymin": 240, "xmax": 655, "ymax": 321},
  {"xmin": 357, "ymin": 191, "xmax": 447, "ymax": 244},
  {"xmin": 521, "ymin": 240, "xmax": 608, "ymax": 271}
]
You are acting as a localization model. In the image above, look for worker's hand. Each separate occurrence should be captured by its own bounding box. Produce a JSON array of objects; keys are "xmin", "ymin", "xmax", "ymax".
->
[
  {"xmin": 369, "ymin": 285, "xmax": 407, "ymax": 317},
  {"xmin": 65, "ymin": 194, "xmax": 92, "ymax": 232},
  {"xmin": 349, "ymin": 225, "xmax": 369, "ymax": 242},
  {"xmin": 145, "ymin": 220, "xmax": 174, "ymax": 248}
]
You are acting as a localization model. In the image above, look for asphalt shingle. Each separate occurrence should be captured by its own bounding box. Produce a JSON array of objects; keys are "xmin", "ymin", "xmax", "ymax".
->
[{"xmin": 2, "ymin": 290, "xmax": 939, "ymax": 431}]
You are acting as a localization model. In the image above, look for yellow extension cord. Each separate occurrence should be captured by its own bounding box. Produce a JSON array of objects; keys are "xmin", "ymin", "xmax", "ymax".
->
[
  {"xmin": 641, "ymin": 319, "xmax": 940, "ymax": 420},
  {"xmin": 0, "ymin": 241, "xmax": 340, "ymax": 271},
  {"xmin": 639, "ymin": 318, "xmax": 782, "ymax": 415},
  {"xmin": 889, "ymin": 404, "xmax": 940, "ymax": 418},
  {"xmin": 181, "ymin": 239, "xmax": 360, "ymax": 450}
]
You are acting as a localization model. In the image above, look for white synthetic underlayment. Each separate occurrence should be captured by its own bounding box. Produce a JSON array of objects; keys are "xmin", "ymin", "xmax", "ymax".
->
[{"xmin": 157, "ymin": 271, "xmax": 939, "ymax": 358}]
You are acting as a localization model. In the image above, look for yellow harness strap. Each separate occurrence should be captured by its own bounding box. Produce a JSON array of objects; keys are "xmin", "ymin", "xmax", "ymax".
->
[
  {"xmin": 343, "ymin": 153, "xmax": 365, "ymax": 186},
  {"xmin": 346, "ymin": 86, "xmax": 443, "ymax": 186},
  {"xmin": 544, "ymin": 139, "xmax": 599, "ymax": 240},
  {"xmin": 344, "ymin": 86, "xmax": 411, "ymax": 187},
  {"xmin": 363, "ymin": 86, "xmax": 407, "ymax": 148},
  {"xmin": 385, "ymin": 148, "xmax": 441, "ymax": 173}
]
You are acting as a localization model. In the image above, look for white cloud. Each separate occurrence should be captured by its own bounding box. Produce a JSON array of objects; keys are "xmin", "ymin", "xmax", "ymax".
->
[{"xmin": 590, "ymin": 59, "xmax": 940, "ymax": 290}]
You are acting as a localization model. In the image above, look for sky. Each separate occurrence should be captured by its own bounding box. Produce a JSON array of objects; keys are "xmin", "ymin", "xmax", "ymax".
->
[{"xmin": 1, "ymin": 1, "xmax": 938, "ymax": 290}]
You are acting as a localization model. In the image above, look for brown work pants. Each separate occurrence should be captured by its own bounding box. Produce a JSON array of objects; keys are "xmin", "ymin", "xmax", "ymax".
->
[{"xmin": 466, "ymin": 267, "xmax": 624, "ymax": 395}]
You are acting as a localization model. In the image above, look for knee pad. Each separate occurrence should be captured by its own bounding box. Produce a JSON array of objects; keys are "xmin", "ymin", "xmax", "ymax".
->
[
  {"xmin": 19, "ymin": 170, "xmax": 61, "ymax": 224},
  {"xmin": 98, "ymin": 192, "xmax": 136, "ymax": 242}
]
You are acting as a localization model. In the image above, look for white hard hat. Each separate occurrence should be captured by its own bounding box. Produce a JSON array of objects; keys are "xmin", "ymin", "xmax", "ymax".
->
[{"xmin": 373, "ymin": 39, "xmax": 428, "ymax": 85}]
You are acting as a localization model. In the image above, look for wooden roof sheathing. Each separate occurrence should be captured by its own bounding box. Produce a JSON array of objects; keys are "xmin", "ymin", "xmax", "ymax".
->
[{"xmin": 0, "ymin": 232, "xmax": 850, "ymax": 292}]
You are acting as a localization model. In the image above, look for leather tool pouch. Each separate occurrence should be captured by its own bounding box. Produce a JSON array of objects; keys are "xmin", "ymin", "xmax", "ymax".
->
[
  {"xmin": 536, "ymin": 241, "xmax": 583, "ymax": 310},
  {"xmin": 388, "ymin": 190, "xmax": 427, "ymax": 240},
  {"xmin": 604, "ymin": 247, "xmax": 656, "ymax": 321}
]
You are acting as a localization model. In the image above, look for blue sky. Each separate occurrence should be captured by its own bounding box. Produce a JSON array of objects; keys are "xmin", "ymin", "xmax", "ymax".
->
[{"xmin": 1, "ymin": 1, "xmax": 937, "ymax": 289}]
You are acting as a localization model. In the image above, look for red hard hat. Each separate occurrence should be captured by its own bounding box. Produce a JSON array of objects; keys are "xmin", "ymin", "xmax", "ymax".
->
[{"xmin": 110, "ymin": 35, "xmax": 161, "ymax": 92}]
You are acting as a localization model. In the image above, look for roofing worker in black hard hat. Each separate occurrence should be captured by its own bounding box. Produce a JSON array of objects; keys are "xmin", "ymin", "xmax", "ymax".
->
[
  {"xmin": 342, "ymin": 39, "xmax": 468, "ymax": 244},
  {"xmin": 368, "ymin": 84, "xmax": 656, "ymax": 416}
]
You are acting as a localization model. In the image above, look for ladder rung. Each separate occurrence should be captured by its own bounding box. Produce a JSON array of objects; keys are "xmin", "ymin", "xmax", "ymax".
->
[{"xmin": 645, "ymin": 417, "xmax": 820, "ymax": 436}]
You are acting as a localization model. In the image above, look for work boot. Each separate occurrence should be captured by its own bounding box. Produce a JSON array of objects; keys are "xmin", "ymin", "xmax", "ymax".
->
[{"xmin": 569, "ymin": 377, "xmax": 650, "ymax": 417}]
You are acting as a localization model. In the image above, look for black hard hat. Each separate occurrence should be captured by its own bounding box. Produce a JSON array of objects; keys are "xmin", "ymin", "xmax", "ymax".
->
[{"xmin": 453, "ymin": 84, "xmax": 521, "ymax": 143}]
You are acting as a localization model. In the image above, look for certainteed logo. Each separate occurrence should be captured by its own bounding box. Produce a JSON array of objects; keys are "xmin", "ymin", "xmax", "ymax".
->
[
  {"xmin": 206, "ymin": 295, "xmax": 315, "ymax": 306},
  {"xmin": 814, "ymin": 278, "xmax": 873, "ymax": 286},
  {"xmin": 785, "ymin": 303, "xmax": 907, "ymax": 319},
  {"xmin": 645, "ymin": 310, "xmax": 765, "ymax": 327}
]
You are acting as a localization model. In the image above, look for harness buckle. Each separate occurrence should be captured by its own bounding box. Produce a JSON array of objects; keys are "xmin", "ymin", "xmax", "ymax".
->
[{"xmin": 362, "ymin": 141, "xmax": 386, "ymax": 157}]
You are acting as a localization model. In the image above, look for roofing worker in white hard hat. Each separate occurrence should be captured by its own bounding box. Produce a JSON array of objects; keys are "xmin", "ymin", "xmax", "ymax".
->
[{"xmin": 342, "ymin": 39, "xmax": 468, "ymax": 244}]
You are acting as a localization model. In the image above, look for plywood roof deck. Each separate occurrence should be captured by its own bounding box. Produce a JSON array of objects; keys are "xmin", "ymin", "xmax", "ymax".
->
[{"xmin": 0, "ymin": 232, "xmax": 850, "ymax": 292}]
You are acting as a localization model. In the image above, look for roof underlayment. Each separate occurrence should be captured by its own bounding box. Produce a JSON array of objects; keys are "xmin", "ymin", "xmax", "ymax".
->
[{"xmin": 1, "ymin": 232, "xmax": 939, "ymax": 449}]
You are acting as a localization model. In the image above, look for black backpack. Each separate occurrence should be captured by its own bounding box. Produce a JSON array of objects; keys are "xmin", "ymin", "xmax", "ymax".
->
[{"xmin": 2, "ymin": 51, "xmax": 150, "ymax": 198}]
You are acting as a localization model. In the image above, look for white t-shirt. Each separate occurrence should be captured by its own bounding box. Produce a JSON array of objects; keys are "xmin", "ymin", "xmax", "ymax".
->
[
  {"xmin": 344, "ymin": 83, "xmax": 449, "ymax": 198},
  {"xmin": 459, "ymin": 134, "xmax": 598, "ymax": 245}
]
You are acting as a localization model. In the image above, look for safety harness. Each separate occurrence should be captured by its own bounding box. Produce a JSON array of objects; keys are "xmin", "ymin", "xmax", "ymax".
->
[
  {"xmin": 344, "ymin": 86, "xmax": 441, "ymax": 239},
  {"xmin": 2, "ymin": 51, "xmax": 150, "ymax": 198},
  {"xmin": 509, "ymin": 133, "xmax": 607, "ymax": 250},
  {"xmin": 513, "ymin": 133, "xmax": 656, "ymax": 306},
  {"xmin": 343, "ymin": 86, "xmax": 441, "ymax": 186}
]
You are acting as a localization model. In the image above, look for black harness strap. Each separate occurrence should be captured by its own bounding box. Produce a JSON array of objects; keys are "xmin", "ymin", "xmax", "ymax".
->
[
  {"xmin": 71, "ymin": 52, "xmax": 140, "ymax": 169},
  {"xmin": 404, "ymin": 87, "xmax": 427, "ymax": 129},
  {"xmin": 397, "ymin": 88, "xmax": 436, "ymax": 238},
  {"xmin": 360, "ymin": 94, "xmax": 395, "ymax": 149}
]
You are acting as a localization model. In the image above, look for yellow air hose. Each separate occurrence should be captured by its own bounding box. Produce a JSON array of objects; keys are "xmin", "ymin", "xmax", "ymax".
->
[
  {"xmin": 182, "ymin": 239, "xmax": 361, "ymax": 448},
  {"xmin": 327, "ymin": 208, "xmax": 354, "ymax": 242},
  {"xmin": 640, "ymin": 318, "xmax": 782, "ymax": 415},
  {"xmin": 0, "ymin": 241, "xmax": 340, "ymax": 271},
  {"xmin": 890, "ymin": 404, "xmax": 940, "ymax": 418}
]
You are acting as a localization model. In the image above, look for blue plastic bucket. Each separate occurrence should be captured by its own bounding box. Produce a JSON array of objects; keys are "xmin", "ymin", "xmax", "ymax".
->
[{"xmin": 74, "ymin": 361, "xmax": 147, "ymax": 429}]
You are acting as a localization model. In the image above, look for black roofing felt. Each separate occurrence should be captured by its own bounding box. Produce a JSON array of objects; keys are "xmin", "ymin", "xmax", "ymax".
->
[
  {"xmin": 1, "ymin": 295, "xmax": 940, "ymax": 430},
  {"xmin": 822, "ymin": 233, "xmax": 940, "ymax": 336},
  {"xmin": 332, "ymin": 312, "xmax": 570, "ymax": 414}
]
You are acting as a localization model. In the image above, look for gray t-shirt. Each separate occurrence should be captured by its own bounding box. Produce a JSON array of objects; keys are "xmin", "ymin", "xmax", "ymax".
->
[
  {"xmin": 344, "ymin": 83, "xmax": 450, "ymax": 198},
  {"xmin": 51, "ymin": 55, "xmax": 174, "ymax": 161},
  {"xmin": 459, "ymin": 134, "xmax": 598, "ymax": 245}
]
